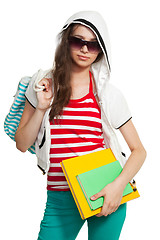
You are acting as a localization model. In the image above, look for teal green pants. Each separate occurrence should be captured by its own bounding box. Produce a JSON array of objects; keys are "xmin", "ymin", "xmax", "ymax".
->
[{"xmin": 37, "ymin": 190, "xmax": 126, "ymax": 240}]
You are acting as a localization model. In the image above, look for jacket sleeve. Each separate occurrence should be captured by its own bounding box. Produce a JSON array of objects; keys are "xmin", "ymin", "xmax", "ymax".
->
[
  {"xmin": 107, "ymin": 84, "xmax": 132, "ymax": 129},
  {"xmin": 25, "ymin": 71, "xmax": 39, "ymax": 108}
]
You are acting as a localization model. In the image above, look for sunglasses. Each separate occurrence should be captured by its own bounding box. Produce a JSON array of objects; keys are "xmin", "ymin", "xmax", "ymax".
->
[{"xmin": 68, "ymin": 36, "xmax": 101, "ymax": 53}]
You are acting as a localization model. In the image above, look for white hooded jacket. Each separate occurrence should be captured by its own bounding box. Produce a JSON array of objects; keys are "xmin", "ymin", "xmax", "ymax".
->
[{"xmin": 25, "ymin": 11, "xmax": 132, "ymax": 174}]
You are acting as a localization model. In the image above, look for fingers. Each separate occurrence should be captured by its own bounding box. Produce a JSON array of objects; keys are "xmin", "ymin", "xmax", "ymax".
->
[
  {"xmin": 96, "ymin": 202, "xmax": 119, "ymax": 217},
  {"xmin": 38, "ymin": 78, "xmax": 52, "ymax": 92},
  {"xmin": 90, "ymin": 189, "xmax": 104, "ymax": 201},
  {"xmin": 91, "ymin": 190, "xmax": 119, "ymax": 217}
]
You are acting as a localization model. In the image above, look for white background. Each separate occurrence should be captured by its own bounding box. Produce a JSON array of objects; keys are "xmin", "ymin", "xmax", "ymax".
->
[{"xmin": 0, "ymin": 0, "xmax": 159, "ymax": 239}]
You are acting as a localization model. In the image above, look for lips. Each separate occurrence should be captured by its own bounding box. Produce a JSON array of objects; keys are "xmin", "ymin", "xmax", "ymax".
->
[{"xmin": 78, "ymin": 55, "xmax": 89, "ymax": 60}]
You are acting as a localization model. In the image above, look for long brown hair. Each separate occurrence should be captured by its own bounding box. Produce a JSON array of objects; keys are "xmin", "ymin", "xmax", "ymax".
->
[{"xmin": 49, "ymin": 24, "xmax": 103, "ymax": 122}]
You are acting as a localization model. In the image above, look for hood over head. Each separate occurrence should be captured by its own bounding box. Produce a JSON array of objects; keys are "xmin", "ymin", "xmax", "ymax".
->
[{"xmin": 60, "ymin": 11, "xmax": 111, "ymax": 93}]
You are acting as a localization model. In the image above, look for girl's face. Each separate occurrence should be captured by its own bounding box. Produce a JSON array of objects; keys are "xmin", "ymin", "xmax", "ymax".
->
[{"xmin": 69, "ymin": 25, "xmax": 101, "ymax": 70}]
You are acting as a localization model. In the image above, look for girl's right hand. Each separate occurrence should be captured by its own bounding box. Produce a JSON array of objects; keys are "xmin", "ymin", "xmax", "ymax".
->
[{"xmin": 36, "ymin": 78, "xmax": 53, "ymax": 111}]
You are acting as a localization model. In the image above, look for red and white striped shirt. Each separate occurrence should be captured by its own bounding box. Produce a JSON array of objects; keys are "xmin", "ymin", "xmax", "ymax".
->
[{"xmin": 47, "ymin": 73, "xmax": 106, "ymax": 191}]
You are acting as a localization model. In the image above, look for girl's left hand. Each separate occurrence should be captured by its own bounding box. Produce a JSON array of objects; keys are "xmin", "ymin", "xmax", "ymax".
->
[{"xmin": 90, "ymin": 179, "xmax": 125, "ymax": 217}]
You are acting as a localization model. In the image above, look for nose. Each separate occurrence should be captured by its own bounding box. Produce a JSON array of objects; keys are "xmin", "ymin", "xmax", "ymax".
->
[{"xmin": 80, "ymin": 44, "xmax": 89, "ymax": 53}]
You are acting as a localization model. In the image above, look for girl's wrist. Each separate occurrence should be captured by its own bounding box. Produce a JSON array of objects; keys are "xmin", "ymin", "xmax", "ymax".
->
[
  {"xmin": 114, "ymin": 175, "xmax": 128, "ymax": 190},
  {"xmin": 36, "ymin": 106, "xmax": 47, "ymax": 115}
]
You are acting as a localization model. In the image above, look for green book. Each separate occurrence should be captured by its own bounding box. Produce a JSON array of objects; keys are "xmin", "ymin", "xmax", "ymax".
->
[{"xmin": 76, "ymin": 161, "xmax": 133, "ymax": 210}]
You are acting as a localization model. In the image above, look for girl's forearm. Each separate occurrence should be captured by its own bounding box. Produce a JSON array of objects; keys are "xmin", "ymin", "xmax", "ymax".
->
[
  {"xmin": 115, "ymin": 146, "xmax": 146, "ymax": 188},
  {"xmin": 15, "ymin": 108, "xmax": 46, "ymax": 152}
]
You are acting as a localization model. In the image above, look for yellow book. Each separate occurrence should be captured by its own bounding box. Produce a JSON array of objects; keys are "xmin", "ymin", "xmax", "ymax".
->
[{"xmin": 60, "ymin": 148, "xmax": 140, "ymax": 219}]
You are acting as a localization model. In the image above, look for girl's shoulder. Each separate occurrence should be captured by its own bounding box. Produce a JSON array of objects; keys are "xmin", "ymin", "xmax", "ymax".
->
[
  {"xmin": 102, "ymin": 82, "xmax": 128, "ymax": 106},
  {"xmin": 102, "ymin": 83, "xmax": 132, "ymax": 129},
  {"xmin": 104, "ymin": 82, "xmax": 124, "ymax": 96}
]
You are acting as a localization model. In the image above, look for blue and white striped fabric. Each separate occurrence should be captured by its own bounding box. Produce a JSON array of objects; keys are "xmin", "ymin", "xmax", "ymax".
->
[{"xmin": 4, "ymin": 76, "xmax": 35, "ymax": 154}]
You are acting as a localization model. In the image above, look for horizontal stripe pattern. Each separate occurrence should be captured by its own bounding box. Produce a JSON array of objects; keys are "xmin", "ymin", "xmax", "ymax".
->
[
  {"xmin": 47, "ymin": 76, "xmax": 106, "ymax": 191},
  {"xmin": 4, "ymin": 78, "xmax": 35, "ymax": 154}
]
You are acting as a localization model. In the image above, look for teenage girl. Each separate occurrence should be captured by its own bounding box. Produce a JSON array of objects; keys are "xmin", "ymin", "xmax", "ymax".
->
[{"xmin": 15, "ymin": 11, "xmax": 146, "ymax": 240}]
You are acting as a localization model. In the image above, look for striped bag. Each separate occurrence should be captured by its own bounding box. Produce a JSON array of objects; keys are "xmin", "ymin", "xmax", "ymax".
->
[{"xmin": 4, "ymin": 76, "xmax": 35, "ymax": 154}]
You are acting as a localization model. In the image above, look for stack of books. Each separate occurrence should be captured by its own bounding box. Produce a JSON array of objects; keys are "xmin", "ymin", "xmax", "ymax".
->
[{"xmin": 60, "ymin": 148, "xmax": 140, "ymax": 219}]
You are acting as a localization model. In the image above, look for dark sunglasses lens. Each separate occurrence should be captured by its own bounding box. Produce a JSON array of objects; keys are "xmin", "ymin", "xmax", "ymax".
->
[
  {"xmin": 87, "ymin": 42, "xmax": 101, "ymax": 53},
  {"xmin": 69, "ymin": 37, "xmax": 83, "ymax": 50}
]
